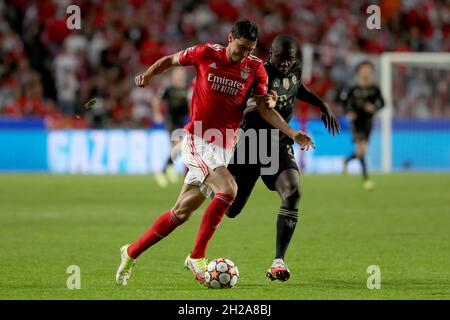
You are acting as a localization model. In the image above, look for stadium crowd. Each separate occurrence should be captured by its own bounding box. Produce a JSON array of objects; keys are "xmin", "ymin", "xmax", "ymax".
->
[{"xmin": 0, "ymin": 0, "xmax": 449, "ymax": 128}]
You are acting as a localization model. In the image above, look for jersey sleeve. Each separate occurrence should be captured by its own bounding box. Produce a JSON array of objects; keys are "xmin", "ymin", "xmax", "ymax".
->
[
  {"xmin": 374, "ymin": 87, "xmax": 385, "ymax": 111},
  {"xmin": 339, "ymin": 87, "xmax": 354, "ymax": 113},
  {"xmin": 252, "ymin": 63, "xmax": 269, "ymax": 96},
  {"xmin": 296, "ymin": 84, "xmax": 325, "ymax": 109},
  {"xmin": 178, "ymin": 43, "xmax": 208, "ymax": 66}
]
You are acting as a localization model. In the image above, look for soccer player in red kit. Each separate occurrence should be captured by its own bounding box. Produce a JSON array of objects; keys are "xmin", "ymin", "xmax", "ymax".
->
[{"xmin": 116, "ymin": 20, "xmax": 314, "ymax": 285}]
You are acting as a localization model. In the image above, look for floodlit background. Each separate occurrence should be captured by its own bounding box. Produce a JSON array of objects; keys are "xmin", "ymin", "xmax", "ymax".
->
[
  {"xmin": 0, "ymin": 0, "xmax": 448, "ymax": 173},
  {"xmin": 0, "ymin": 0, "xmax": 449, "ymax": 300}
]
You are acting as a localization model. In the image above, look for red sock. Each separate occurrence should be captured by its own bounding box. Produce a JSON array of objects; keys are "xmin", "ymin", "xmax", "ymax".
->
[
  {"xmin": 128, "ymin": 209, "xmax": 183, "ymax": 259},
  {"xmin": 190, "ymin": 193, "xmax": 234, "ymax": 259}
]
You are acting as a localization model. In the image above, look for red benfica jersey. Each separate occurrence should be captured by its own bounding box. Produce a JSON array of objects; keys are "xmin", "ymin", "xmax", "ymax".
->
[{"xmin": 178, "ymin": 42, "xmax": 268, "ymax": 148}]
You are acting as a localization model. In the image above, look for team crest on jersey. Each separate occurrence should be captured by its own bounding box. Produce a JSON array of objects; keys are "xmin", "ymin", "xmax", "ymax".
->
[
  {"xmin": 183, "ymin": 46, "xmax": 195, "ymax": 57},
  {"xmin": 283, "ymin": 78, "xmax": 290, "ymax": 90},
  {"xmin": 273, "ymin": 78, "xmax": 280, "ymax": 88},
  {"xmin": 240, "ymin": 68, "xmax": 250, "ymax": 79},
  {"xmin": 292, "ymin": 75, "xmax": 297, "ymax": 85}
]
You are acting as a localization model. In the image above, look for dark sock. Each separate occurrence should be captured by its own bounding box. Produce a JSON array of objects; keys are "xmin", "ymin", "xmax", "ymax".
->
[
  {"xmin": 345, "ymin": 153, "xmax": 357, "ymax": 164},
  {"xmin": 164, "ymin": 157, "xmax": 173, "ymax": 171},
  {"xmin": 359, "ymin": 156, "xmax": 368, "ymax": 180},
  {"xmin": 275, "ymin": 208, "xmax": 298, "ymax": 259}
]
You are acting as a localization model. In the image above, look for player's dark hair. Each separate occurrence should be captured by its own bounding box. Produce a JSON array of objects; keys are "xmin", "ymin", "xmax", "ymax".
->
[
  {"xmin": 231, "ymin": 20, "xmax": 258, "ymax": 41},
  {"xmin": 357, "ymin": 60, "xmax": 375, "ymax": 71},
  {"xmin": 272, "ymin": 34, "xmax": 296, "ymax": 50}
]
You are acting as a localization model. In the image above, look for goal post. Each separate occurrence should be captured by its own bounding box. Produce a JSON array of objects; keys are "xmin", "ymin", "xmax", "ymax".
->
[
  {"xmin": 297, "ymin": 44, "xmax": 450, "ymax": 174},
  {"xmin": 380, "ymin": 52, "xmax": 450, "ymax": 173}
]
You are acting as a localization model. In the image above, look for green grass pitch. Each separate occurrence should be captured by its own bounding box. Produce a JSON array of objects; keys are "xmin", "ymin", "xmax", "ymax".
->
[{"xmin": 0, "ymin": 173, "xmax": 449, "ymax": 300}]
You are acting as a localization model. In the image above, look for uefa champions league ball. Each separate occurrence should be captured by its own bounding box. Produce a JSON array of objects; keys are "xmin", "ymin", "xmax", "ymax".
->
[{"xmin": 204, "ymin": 258, "xmax": 239, "ymax": 289}]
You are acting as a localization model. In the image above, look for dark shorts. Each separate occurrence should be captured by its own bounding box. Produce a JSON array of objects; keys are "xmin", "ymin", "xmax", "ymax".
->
[
  {"xmin": 166, "ymin": 115, "xmax": 186, "ymax": 133},
  {"xmin": 351, "ymin": 120, "xmax": 373, "ymax": 142},
  {"xmin": 227, "ymin": 132, "xmax": 298, "ymax": 217}
]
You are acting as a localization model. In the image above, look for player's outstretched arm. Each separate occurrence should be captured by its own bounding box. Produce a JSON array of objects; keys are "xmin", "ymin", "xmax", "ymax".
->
[
  {"xmin": 255, "ymin": 91, "xmax": 315, "ymax": 151},
  {"xmin": 135, "ymin": 52, "xmax": 181, "ymax": 87},
  {"xmin": 297, "ymin": 84, "xmax": 341, "ymax": 136}
]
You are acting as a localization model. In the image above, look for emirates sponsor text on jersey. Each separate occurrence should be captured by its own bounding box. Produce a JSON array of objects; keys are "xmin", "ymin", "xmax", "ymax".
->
[{"xmin": 207, "ymin": 73, "xmax": 245, "ymax": 95}]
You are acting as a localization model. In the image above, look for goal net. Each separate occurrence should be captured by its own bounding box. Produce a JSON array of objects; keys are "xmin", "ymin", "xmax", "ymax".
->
[
  {"xmin": 295, "ymin": 46, "xmax": 450, "ymax": 174},
  {"xmin": 380, "ymin": 53, "xmax": 450, "ymax": 172}
]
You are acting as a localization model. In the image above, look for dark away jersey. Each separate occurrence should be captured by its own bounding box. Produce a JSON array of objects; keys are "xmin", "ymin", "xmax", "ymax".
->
[
  {"xmin": 242, "ymin": 61, "xmax": 303, "ymax": 144},
  {"xmin": 162, "ymin": 86, "xmax": 189, "ymax": 119},
  {"xmin": 340, "ymin": 84, "xmax": 384, "ymax": 124}
]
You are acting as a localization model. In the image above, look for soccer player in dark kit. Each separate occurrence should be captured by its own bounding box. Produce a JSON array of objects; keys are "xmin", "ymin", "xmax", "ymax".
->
[
  {"xmin": 226, "ymin": 35, "xmax": 341, "ymax": 282},
  {"xmin": 155, "ymin": 68, "xmax": 190, "ymax": 187},
  {"xmin": 116, "ymin": 21, "xmax": 314, "ymax": 286},
  {"xmin": 340, "ymin": 61, "xmax": 384, "ymax": 191}
]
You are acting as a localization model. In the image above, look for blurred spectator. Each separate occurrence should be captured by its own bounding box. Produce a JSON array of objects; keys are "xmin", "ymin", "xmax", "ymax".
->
[
  {"xmin": 0, "ymin": 0, "xmax": 449, "ymax": 127},
  {"xmin": 54, "ymin": 43, "xmax": 79, "ymax": 115},
  {"xmin": 130, "ymin": 85, "xmax": 157, "ymax": 127}
]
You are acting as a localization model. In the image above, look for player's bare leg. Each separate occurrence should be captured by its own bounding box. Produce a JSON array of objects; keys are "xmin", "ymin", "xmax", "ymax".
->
[
  {"xmin": 355, "ymin": 140, "xmax": 374, "ymax": 190},
  {"xmin": 186, "ymin": 166, "xmax": 237, "ymax": 282},
  {"xmin": 172, "ymin": 183, "xmax": 207, "ymax": 220},
  {"xmin": 165, "ymin": 140, "xmax": 183, "ymax": 184},
  {"xmin": 344, "ymin": 135, "xmax": 365, "ymax": 174},
  {"xmin": 204, "ymin": 166, "xmax": 238, "ymax": 199},
  {"xmin": 344, "ymin": 137, "xmax": 373, "ymax": 189},
  {"xmin": 266, "ymin": 169, "xmax": 299, "ymax": 282},
  {"xmin": 116, "ymin": 184, "xmax": 205, "ymax": 286}
]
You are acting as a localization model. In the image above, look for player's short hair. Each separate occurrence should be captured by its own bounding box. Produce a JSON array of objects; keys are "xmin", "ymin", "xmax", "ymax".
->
[
  {"xmin": 231, "ymin": 20, "xmax": 258, "ymax": 41},
  {"xmin": 357, "ymin": 60, "xmax": 375, "ymax": 71},
  {"xmin": 272, "ymin": 34, "xmax": 296, "ymax": 51}
]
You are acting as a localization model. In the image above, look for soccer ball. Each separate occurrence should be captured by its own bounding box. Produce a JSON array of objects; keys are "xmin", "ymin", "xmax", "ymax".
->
[{"xmin": 204, "ymin": 258, "xmax": 239, "ymax": 289}]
